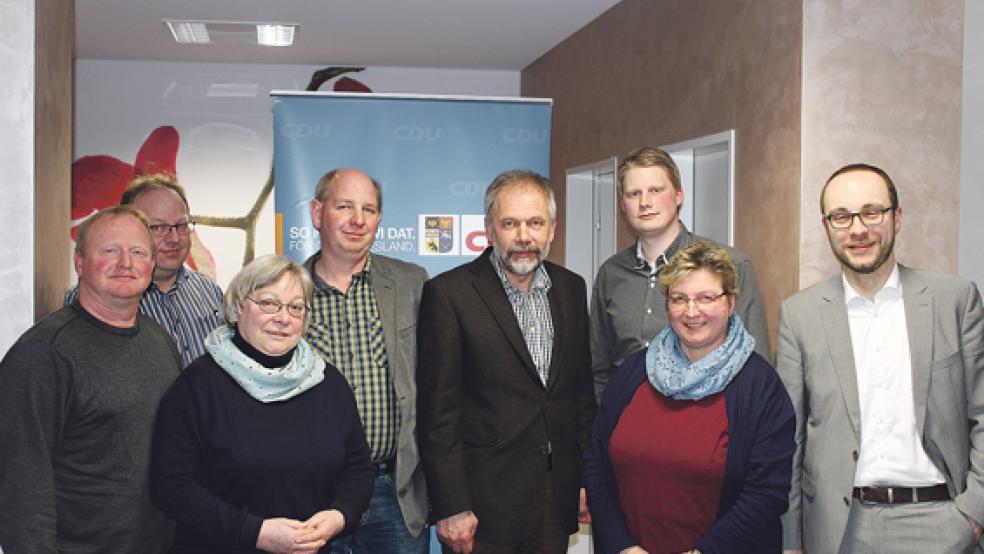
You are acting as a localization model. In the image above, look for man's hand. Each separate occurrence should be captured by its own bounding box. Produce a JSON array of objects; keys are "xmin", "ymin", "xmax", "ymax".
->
[
  {"xmin": 578, "ymin": 487, "xmax": 592, "ymax": 524},
  {"xmin": 437, "ymin": 510, "xmax": 478, "ymax": 553}
]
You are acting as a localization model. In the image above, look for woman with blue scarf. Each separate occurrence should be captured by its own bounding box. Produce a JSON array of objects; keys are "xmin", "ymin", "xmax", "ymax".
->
[
  {"xmin": 584, "ymin": 242, "xmax": 795, "ymax": 554},
  {"xmin": 150, "ymin": 255, "xmax": 374, "ymax": 553}
]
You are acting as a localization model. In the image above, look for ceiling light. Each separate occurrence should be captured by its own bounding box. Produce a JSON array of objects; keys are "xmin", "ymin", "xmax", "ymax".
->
[
  {"xmin": 165, "ymin": 20, "xmax": 210, "ymax": 44},
  {"xmin": 257, "ymin": 24, "xmax": 296, "ymax": 47},
  {"xmin": 162, "ymin": 20, "xmax": 298, "ymax": 47}
]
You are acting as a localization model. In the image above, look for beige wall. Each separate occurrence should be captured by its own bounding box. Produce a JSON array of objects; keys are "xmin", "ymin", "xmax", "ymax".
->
[
  {"xmin": 522, "ymin": 0, "xmax": 803, "ymax": 349},
  {"xmin": 34, "ymin": 0, "xmax": 74, "ymax": 319},
  {"xmin": 800, "ymin": 0, "xmax": 964, "ymax": 287}
]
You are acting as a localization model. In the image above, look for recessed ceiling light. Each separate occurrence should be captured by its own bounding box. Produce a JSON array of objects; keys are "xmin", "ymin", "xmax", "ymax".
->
[
  {"xmin": 257, "ymin": 24, "xmax": 295, "ymax": 47},
  {"xmin": 162, "ymin": 20, "xmax": 298, "ymax": 47},
  {"xmin": 165, "ymin": 20, "xmax": 210, "ymax": 44}
]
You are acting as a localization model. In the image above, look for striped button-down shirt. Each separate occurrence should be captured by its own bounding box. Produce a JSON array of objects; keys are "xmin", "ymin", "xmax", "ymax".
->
[
  {"xmin": 65, "ymin": 266, "xmax": 225, "ymax": 368},
  {"xmin": 304, "ymin": 254, "xmax": 398, "ymax": 462},
  {"xmin": 491, "ymin": 255, "xmax": 555, "ymax": 385}
]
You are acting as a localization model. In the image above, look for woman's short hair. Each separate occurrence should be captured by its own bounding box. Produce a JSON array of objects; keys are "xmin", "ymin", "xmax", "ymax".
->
[
  {"xmin": 224, "ymin": 255, "xmax": 315, "ymax": 330},
  {"xmin": 658, "ymin": 241, "xmax": 740, "ymax": 298}
]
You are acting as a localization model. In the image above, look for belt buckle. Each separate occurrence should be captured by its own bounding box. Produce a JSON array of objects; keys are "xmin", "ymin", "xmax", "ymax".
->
[{"xmin": 858, "ymin": 487, "xmax": 879, "ymax": 505}]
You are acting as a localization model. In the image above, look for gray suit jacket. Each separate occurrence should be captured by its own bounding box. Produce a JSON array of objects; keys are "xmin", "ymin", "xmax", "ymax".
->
[
  {"xmin": 777, "ymin": 265, "xmax": 984, "ymax": 552},
  {"xmin": 368, "ymin": 254, "xmax": 429, "ymax": 536}
]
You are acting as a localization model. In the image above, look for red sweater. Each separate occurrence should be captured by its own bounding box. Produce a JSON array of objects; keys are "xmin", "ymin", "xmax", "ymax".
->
[{"xmin": 609, "ymin": 382, "xmax": 728, "ymax": 553}]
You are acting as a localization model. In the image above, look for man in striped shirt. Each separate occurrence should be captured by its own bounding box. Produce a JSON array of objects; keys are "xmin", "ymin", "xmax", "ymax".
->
[
  {"xmin": 304, "ymin": 168, "xmax": 430, "ymax": 553},
  {"xmin": 66, "ymin": 173, "xmax": 224, "ymax": 368}
]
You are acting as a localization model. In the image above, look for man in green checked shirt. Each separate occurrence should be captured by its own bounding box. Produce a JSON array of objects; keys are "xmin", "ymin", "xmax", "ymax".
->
[{"xmin": 303, "ymin": 168, "xmax": 430, "ymax": 553}]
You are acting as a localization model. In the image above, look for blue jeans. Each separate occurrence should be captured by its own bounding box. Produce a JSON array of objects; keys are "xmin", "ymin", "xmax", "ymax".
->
[{"xmin": 330, "ymin": 473, "xmax": 430, "ymax": 554}]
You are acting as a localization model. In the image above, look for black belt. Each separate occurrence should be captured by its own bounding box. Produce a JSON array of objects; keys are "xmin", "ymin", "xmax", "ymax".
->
[
  {"xmin": 852, "ymin": 484, "xmax": 950, "ymax": 504},
  {"xmin": 374, "ymin": 457, "xmax": 396, "ymax": 475}
]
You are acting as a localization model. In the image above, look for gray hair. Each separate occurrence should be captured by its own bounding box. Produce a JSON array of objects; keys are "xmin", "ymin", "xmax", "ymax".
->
[
  {"xmin": 223, "ymin": 255, "xmax": 315, "ymax": 331},
  {"xmin": 483, "ymin": 169, "xmax": 556, "ymax": 222}
]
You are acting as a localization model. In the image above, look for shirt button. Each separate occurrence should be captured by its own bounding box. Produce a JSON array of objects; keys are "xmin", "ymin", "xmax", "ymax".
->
[
  {"xmin": 643, "ymin": 341, "xmax": 650, "ymax": 348},
  {"xmin": 649, "ymin": 283, "xmax": 655, "ymax": 289},
  {"xmin": 646, "ymin": 308, "xmax": 652, "ymax": 314}
]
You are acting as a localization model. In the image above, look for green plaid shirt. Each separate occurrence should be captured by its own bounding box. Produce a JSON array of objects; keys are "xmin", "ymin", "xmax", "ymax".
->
[{"xmin": 304, "ymin": 254, "xmax": 398, "ymax": 462}]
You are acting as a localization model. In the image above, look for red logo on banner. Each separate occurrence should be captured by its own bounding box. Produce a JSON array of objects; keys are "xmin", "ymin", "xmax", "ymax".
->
[{"xmin": 465, "ymin": 230, "xmax": 488, "ymax": 253}]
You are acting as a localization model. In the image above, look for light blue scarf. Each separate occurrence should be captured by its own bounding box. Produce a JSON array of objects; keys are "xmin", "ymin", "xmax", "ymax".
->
[
  {"xmin": 646, "ymin": 314, "xmax": 755, "ymax": 401},
  {"xmin": 205, "ymin": 326, "xmax": 325, "ymax": 403}
]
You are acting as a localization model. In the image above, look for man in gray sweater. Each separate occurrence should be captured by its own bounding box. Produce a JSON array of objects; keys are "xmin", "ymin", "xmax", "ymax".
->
[{"xmin": 0, "ymin": 205, "xmax": 180, "ymax": 553}]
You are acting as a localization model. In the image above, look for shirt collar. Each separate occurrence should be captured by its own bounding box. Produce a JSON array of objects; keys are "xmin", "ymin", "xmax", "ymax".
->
[
  {"xmin": 305, "ymin": 251, "xmax": 373, "ymax": 293},
  {"xmin": 149, "ymin": 265, "xmax": 188, "ymax": 293},
  {"xmin": 633, "ymin": 223, "xmax": 690, "ymax": 275},
  {"xmin": 489, "ymin": 251, "xmax": 552, "ymax": 296},
  {"xmin": 843, "ymin": 263, "xmax": 901, "ymax": 305}
]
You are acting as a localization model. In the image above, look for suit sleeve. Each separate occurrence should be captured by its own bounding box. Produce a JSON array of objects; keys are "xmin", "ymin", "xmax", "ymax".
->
[
  {"xmin": 589, "ymin": 267, "xmax": 617, "ymax": 401},
  {"xmin": 735, "ymin": 258, "xmax": 771, "ymax": 363},
  {"xmin": 775, "ymin": 302, "xmax": 806, "ymax": 549},
  {"xmin": 416, "ymin": 281, "xmax": 472, "ymax": 521},
  {"xmin": 955, "ymin": 281, "xmax": 984, "ymax": 524},
  {"xmin": 696, "ymin": 366, "xmax": 796, "ymax": 553},
  {"xmin": 0, "ymin": 341, "xmax": 68, "ymax": 554}
]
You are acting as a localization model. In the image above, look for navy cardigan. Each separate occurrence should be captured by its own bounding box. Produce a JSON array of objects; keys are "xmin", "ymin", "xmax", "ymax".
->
[{"xmin": 584, "ymin": 350, "xmax": 795, "ymax": 554}]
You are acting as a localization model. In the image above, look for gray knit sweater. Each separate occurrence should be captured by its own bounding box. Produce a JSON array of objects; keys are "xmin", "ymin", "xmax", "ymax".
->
[{"xmin": 0, "ymin": 303, "xmax": 180, "ymax": 553}]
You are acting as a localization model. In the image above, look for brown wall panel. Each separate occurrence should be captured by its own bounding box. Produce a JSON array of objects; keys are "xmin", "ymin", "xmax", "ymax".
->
[
  {"xmin": 34, "ymin": 0, "xmax": 74, "ymax": 320},
  {"xmin": 521, "ymin": 0, "xmax": 802, "ymax": 349}
]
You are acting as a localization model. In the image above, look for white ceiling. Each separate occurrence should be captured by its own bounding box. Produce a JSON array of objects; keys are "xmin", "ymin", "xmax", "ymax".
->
[{"xmin": 76, "ymin": 0, "xmax": 622, "ymax": 70}]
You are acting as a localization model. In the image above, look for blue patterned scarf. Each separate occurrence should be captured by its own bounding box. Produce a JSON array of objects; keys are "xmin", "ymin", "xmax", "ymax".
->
[
  {"xmin": 646, "ymin": 314, "xmax": 755, "ymax": 400},
  {"xmin": 205, "ymin": 325, "xmax": 325, "ymax": 403}
]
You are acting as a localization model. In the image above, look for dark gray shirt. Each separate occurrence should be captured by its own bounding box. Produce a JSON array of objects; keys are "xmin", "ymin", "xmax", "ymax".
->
[
  {"xmin": 589, "ymin": 225, "xmax": 770, "ymax": 399},
  {"xmin": 0, "ymin": 303, "xmax": 180, "ymax": 553}
]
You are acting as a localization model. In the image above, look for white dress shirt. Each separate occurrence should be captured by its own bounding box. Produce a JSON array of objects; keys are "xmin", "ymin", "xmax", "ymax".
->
[{"xmin": 845, "ymin": 264, "xmax": 945, "ymax": 487}]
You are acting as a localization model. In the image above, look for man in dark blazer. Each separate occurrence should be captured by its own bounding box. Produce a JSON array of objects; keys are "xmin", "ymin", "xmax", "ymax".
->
[
  {"xmin": 418, "ymin": 170, "xmax": 597, "ymax": 553},
  {"xmin": 778, "ymin": 163, "xmax": 984, "ymax": 553}
]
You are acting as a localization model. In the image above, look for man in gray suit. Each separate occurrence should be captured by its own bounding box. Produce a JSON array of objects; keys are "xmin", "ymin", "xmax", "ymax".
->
[
  {"xmin": 778, "ymin": 163, "xmax": 984, "ymax": 553},
  {"xmin": 304, "ymin": 168, "xmax": 429, "ymax": 552}
]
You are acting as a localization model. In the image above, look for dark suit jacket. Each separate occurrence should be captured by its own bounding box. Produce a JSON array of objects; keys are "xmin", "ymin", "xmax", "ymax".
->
[{"xmin": 417, "ymin": 248, "xmax": 597, "ymax": 543}]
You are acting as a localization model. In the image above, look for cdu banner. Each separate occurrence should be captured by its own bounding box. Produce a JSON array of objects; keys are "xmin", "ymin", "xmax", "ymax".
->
[{"xmin": 272, "ymin": 92, "xmax": 552, "ymax": 276}]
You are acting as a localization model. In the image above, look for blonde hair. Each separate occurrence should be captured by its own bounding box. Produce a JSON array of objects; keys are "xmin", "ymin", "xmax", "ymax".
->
[{"xmin": 658, "ymin": 241, "xmax": 739, "ymax": 298}]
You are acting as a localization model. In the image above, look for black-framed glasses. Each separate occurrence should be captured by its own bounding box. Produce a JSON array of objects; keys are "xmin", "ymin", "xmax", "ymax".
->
[
  {"xmin": 823, "ymin": 206, "xmax": 894, "ymax": 229},
  {"xmin": 246, "ymin": 296, "xmax": 308, "ymax": 318},
  {"xmin": 667, "ymin": 291, "xmax": 727, "ymax": 311},
  {"xmin": 149, "ymin": 220, "xmax": 195, "ymax": 237}
]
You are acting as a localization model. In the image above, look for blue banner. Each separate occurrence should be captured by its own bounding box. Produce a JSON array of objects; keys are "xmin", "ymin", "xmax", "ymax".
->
[{"xmin": 272, "ymin": 92, "xmax": 552, "ymax": 277}]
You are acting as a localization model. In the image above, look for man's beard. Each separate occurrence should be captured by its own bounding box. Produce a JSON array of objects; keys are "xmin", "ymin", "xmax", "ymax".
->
[
  {"xmin": 495, "ymin": 243, "xmax": 550, "ymax": 277},
  {"xmin": 831, "ymin": 233, "xmax": 895, "ymax": 274}
]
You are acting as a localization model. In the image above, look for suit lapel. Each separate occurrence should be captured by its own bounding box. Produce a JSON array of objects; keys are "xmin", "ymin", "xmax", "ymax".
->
[
  {"xmin": 370, "ymin": 257, "xmax": 398, "ymax": 380},
  {"xmin": 470, "ymin": 251, "xmax": 539, "ymax": 382},
  {"xmin": 544, "ymin": 264, "xmax": 565, "ymax": 391},
  {"xmin": 820, "ymin": 278, "xmax": 863, "ymax": 441},
  {"xmin": 900, "ymin": 266, "xmax": 932, "ymax": 434}
]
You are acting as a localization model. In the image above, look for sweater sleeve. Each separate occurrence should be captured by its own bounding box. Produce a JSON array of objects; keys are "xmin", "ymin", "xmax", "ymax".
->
[
  {"xmin": 0, "ymin": 341, "xmax": 69, "ymax": 554},
  {"xmin": 583, "ymin": 360, "xmax": 643, "ymax": 553},
  {"xmin": 696, "ymin": 361, "xmax": 796, "ymax": 553},
  {"xmin": 326, "ymin": 374, "xmax": 375, "ymax": 534},
  {"xmin": 149, "ymin": 374, "xmax": 264, "ymax": 549}
]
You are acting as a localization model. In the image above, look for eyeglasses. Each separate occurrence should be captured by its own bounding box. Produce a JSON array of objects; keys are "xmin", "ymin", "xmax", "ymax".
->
[
  {"xmin": 149, "ymin": 220, "xmax": 195, "ymax": 237},
  {"xmin": 823, "ymin": 206, "xmax": 894, "ymax": 229},
  {"xmin": 667, "ymin": 292, "xmax": 727, "ymax": 311},
  {"xmin": 246, "ymin": 297, "xmax": 308, "ymax": 318}
]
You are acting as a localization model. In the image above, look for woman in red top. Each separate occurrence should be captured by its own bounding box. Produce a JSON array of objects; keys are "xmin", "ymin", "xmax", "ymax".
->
[{"xmin": 584, "ymin": 242, "xmax": 795, "ymax": 553}]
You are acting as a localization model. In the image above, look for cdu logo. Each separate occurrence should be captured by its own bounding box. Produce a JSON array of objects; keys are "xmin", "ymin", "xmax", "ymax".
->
[
  {"xmin": 392, "ymin": 126, "xmax": 443, "ymax": 142},
  {"xmin": 281, "ymin": 123, "xmax": 331, "ymax": 139},
  {"xmin": 502, "ymin": 128, "xmax": 548, "ymax": 144},
  {"xmin": 449, "ymin": 181, "xmax": 483, "ymax": 197}
]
